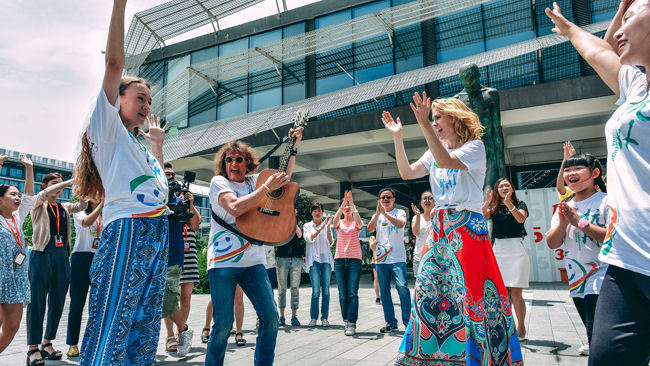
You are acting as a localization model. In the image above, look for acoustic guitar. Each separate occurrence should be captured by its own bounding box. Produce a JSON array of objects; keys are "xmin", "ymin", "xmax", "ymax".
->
[{"xmin": 236, "ymin": 111, "xmax": 308, "ymax": 246}]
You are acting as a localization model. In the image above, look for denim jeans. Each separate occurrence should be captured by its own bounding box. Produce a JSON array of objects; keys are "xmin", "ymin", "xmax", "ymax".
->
[
  {"xmin": 308, "ymin": 261, "xmax": 331, "ymax": 320},
  {"xmin": 334, "ymin": 258, "xmax": 362, "ymax": 323},
  {"xmin": 376, "ymin": 262, "xmax": 411, "ymax": 327},
  {"xmin": 276, "ymin": 257, "xmax": 302, "ymax": 310},
  {"xmin": 206, "ymin": 265, "xmax": 278, "ymax": 366}
]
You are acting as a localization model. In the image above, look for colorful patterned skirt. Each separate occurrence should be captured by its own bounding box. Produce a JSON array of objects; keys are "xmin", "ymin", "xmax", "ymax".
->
[
  {"xmin": 396, "ymin": 210, "xmax": 523, "ymax": 366},
  {"xmin": 80, "ymin": 216, "xmax": 168, "ymax": 366}
]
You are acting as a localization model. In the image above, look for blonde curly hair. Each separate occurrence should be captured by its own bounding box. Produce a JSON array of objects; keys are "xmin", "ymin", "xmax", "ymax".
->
[{"xmin": 432, "ymin": 98, "xmax": 484, "ymax": 143}]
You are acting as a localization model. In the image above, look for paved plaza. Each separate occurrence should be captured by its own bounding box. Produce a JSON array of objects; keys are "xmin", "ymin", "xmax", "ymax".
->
[{"xmin": 1, "ymin": 274, "xmax": 589, "ymax": 365}]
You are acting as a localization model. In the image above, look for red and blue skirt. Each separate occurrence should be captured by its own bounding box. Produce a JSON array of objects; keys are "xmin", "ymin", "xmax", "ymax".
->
[{"xmin": 396, "ymin": 209, "xmax": 523, "ymax": 366}]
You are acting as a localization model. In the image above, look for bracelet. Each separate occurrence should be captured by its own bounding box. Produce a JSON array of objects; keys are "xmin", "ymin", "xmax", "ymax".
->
[
  {"xmin": 261, "ymin": 183, "xmax": 270, "ymax": 192},
  {"xmin": 290, "ymin": 149, "xmax": 297, "ymax": 156},
  {"xmin": 508, "ymin": 206, "xmax": 516, "ymax": 212}
]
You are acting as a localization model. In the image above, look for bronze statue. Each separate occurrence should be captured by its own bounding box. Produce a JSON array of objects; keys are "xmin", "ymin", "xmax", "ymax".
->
[{"xmin": 454, "ymin": 63, "xmax": 507, "ymax": 190}]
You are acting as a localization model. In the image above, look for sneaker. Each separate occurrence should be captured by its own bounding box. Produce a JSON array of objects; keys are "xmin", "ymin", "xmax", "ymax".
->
[
  {"xmin": 345, "ymin": 322, "xmax": 356, "ymax": 336},
  {"xmin": 291, "ymin": 316, "xmax": 301, "ymax": 326},
  {"xmin": 321, "ymin": 318, "xmax": 330, "ymax": 327},
  {"xmin": 308, "ymin": 319, "xmax": 317, "ymax": 327},
  {"xmin": 380, "ymin": 324, "xmax": 397, "ymax": 333},
  {"xmin": 375, "ymin": 298, "xmax": 381, "ymax": 305},
  {"xmin": 579, "ymin": 344, "xmax": 589, "ymax": 356},
  {"xmin": 278, "ymin": 317, "xmax": 286, "ymax": 326},
  {"xmin": 176, "ymin": 325, "xmax": 194, "ymax": 357}
]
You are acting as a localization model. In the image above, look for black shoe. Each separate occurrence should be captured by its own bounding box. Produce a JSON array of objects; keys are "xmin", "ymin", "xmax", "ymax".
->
[
  {"xmin": 380, "ymin": 324, "xmax": 397, "ymax": 333},
  {"xmin": 375, "ymin": 298, "xmax": 381, "ymax": 304}
]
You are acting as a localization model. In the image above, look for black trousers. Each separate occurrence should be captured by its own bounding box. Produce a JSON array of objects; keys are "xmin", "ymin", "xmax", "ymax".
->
[
  {"xmin": 589, "ymin": 265, "xmax": 650, "ymax": 366},
  {"xmin": 66, "ymin": 251, "xmax": 94, "ymax": 345},
  {"xmin": 26, "ymin": 243, "xmax": 70, "ymax": 345},
  {"xmin": 571, "ymin": 294, "xmax": 598, "ymax": 343}
]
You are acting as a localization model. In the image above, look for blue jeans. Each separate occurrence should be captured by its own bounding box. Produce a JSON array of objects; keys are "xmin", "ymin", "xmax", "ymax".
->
[
  {"xmin": 309, "ymin": 262, "xmax": 331, "ymax": 320},
  {"xmin": 376, "ymin": 262, "xmax": 411, "ymax": 327},
  {"xmin": 334, "ymin": 258, "xmax": 362, "ymax": 323},
  {"xmin": 206, "ymin": 265, "xmax": 278, "ymax": 366}
]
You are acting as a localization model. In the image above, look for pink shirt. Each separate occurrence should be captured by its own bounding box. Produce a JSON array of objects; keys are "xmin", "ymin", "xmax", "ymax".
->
[{"xmin": 335, "ymin": 220, "xmax": 362, "ymax": 259}]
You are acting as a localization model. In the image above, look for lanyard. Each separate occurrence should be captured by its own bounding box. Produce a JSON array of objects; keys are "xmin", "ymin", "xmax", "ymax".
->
[
  {"xmin": 4, "ymin": 216, "xmax": 23, "ymax": 251},
  {"xmin": 48, "ymin": 202, "xmax": 60, "ymax": 235},
  {"xmin": 184, "ymin": 225, "xmax": 188, "ymax": 239},
  {"xmin": 96, "ymin": 216, "xmax": 102, "ymax": 237}
]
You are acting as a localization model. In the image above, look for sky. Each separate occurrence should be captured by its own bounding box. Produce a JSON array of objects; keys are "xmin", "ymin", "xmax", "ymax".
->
[{"xmin": 0, "ymin": 0, "xmax": 319, "ymax": 163}]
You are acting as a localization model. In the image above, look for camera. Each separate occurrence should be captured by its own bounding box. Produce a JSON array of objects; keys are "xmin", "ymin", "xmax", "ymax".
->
[{"xmin": 167, "ymin": 171, "xmax": 196, "ymax": 225}]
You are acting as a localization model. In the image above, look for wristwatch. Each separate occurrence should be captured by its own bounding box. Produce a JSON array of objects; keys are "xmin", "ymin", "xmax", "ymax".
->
[{"xmin": 577, "ymin": 218, "xmax": 589, "ymax": 229}]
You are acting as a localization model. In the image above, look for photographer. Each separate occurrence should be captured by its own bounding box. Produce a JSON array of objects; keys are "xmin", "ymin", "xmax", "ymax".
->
[{"xmin": 162, "ymin": 164, "xmax": 200, "ymax": 356}]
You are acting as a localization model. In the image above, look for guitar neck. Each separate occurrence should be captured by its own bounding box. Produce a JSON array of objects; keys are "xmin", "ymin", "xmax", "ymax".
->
[{"xmin": 278, "ymin": 137, "xmax": 297, "ymax": 173}]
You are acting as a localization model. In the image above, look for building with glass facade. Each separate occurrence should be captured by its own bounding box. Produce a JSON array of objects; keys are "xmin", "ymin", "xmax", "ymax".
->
[
  {"xmin": 0, "ymin": 148, "xmax": 74, "ymax": 200},
  {"xmin": 138, "ymin": 0, "xmax": 619, "ymax": 217}
]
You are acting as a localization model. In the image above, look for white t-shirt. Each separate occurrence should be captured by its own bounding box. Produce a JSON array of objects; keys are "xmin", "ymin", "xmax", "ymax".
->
[
  {"xmin": 417, "ymin": 140, "xmax": 486, "ymax": 213},
  {"xmin": 550, "ymin": 192, "xmax": 608, "ymax": 297},
  {"xmin": 599, "ymin": 66, "xmax": 650, "ymax": 276},
  {"xmin": 72, "ymin": 211, "xmax": 99, "ymax": 254},
  {"xmin": 371, "ymin": 208, "xmax": 407, "ymax": 264},
  {"xmin": 207, "ymin": 175, "xmax": 265, "ymax": 269},
  {"xmin": 87, "ymin": 88, "xmax": 169, "ymax": 225},
  {"xmin": 412, "ymin": 215, "xmax": 432, "ymax": 262},
  {"xmin": 303, "ymin": 220, "xmax": 334, "ymax": 271}
]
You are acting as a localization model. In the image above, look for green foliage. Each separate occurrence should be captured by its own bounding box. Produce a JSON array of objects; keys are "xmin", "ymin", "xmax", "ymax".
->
[
  {"xmin": 194, "ymin": 234, "xmax": 210, "ymax": 294},
  {"xmin": 22, "ymin": 214, "xmax": 33, "ymax": 246},
  {"xmin": 295, "ymin": 193, "xmax": 313, "ymax": 225}
]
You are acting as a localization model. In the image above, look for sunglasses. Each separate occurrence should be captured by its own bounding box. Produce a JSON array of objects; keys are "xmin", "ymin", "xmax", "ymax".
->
[
  {"xmin": 421, "ymin": 197, "xmax": 434, "ymax": 201},
  {"xmin": 225, "ymin": 156, "xmax": 245, "ymax": 163},
  {"xmin": 380, "ymin": 195, "xmax": 394, "ymax": 200}
]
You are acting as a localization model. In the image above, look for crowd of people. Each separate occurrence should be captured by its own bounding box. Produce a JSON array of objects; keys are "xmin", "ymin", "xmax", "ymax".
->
[{"xmin": 0, "ymin": 0, "xmax": 648, "ymax": 365}]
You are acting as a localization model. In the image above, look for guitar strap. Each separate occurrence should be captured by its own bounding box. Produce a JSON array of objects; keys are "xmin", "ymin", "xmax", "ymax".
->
[{"xmin": 211, "ymin": 209, "xmax": 265, "ymax": 246}]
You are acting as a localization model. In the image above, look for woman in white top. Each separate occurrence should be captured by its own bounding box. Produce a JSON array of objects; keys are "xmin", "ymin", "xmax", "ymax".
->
[
  {"xmin": 410, "ymin": 190, "xmax": 434, "ymax": 274},
  {"xmin": 303, "ymin": 203, "xmax": 334, "ymax": 327},
  {"xmin": 72, "ymin": 1, "xmax": 171, "ymax": 364},
  {"xmin": 546, "ymin": 2, "xmax": 650, "ymax": 364},
  {"xmin": 382, "ymin": 96, "xmax": 522, "ymax": 365}
]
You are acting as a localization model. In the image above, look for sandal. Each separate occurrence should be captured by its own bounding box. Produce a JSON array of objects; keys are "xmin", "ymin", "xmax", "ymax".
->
[
  {"xmin": 235, "ymin": 332, "xmax": 246, "ymax": 347},
  {"xmin": 165, "ymin": 336, "xmax": 178, "ymax": 352},
  {"xmin": 26, "ymin": 349, "xmax": 45, "ymax": 366},
  {"xmin": 201, "ymin": 328, "xmax": 210, "ymax": 344},
  {"xmin": 40, "ymin": 343, "xmax": 62, "ymax": 360}
]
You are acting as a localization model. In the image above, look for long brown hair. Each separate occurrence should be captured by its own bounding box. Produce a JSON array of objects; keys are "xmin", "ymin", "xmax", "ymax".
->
[
  {"xmin": 73, "ymin": 76, "xmax": 151, "ymax": 201},
  {"xmin": 214, "ymin": 141, "xmax": 260, "ymax": 178},
  {"xmin": 487, "ymin": 178, "xmax": 520, "ymax": 217}
]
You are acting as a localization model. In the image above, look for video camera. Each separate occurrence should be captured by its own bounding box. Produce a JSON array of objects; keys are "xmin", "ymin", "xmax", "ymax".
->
[{"xmin": 167, "ymin": 171, "xmax": 197, "ymax": 225}]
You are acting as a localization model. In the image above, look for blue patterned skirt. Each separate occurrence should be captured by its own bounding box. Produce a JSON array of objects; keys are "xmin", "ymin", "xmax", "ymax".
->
[
  {"xmin": 80, "ymin": 216, "xmax": 168, "ymax": 366},
  {"xmin": 396, "ymin": 210, "xmax": 523, "ymax": 366}
]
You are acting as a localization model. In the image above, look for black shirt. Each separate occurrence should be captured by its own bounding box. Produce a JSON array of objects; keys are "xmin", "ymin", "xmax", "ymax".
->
[
  {"xmin": 491, "ymin": 201, "xmax": 528, "ymax": 239},
  {"xmin": 276, "ymin": 223, "xmax": 304, "ymax": 258},
  {"xmin": 47, "ymin": 202, "xmax": 68, "ymax": 246}
]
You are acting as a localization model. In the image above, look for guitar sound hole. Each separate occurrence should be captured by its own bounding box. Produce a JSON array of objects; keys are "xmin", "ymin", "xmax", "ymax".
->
[{"xmin": 267, "ymin": 187, "xmax": 284, "ymax": 199}]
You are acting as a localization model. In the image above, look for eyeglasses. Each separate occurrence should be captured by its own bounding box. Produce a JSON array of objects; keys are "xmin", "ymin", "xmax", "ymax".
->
[
  {"xmin": 421, "ymin": 197, "xmax": 434, "ymax": 201},
  {"xmin": 380, "ymin": 195, "xmax": 394, "ymax": 200},
  {"xmin": 225, "ymin": 156, "xmax": 245, "ymax": 163}
]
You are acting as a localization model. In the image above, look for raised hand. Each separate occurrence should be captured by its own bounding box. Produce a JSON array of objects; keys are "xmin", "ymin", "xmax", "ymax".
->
[
  {"xmin": 410, "ymin": 91, "xmax": 432, "ymax": 124},
  {"xmin": 345, "ymin": 190, "xmax": 355, "ymax": 207},
  {"xmin": 141, "ymin": 114, "xmax": 169, "ymax": 146},
  {"xmin": 289, "ymin": 126, "xmax": 304, "ymax": 144},
  {"xmin": 411, "ymin": 202, "xmax": 421, "ymax": 215},
  {"xmin": 545, "ymin": 2, "xmax": 574, "ymax": 37},
  {"xmin": 561, "ymin": 202, "xmax": 581, "ymax": 227},
  {"xmin": 376, "ymin": 199, "xmax": 386, "ymax": 215},
  {"xmin": 381, "ymin": 111, "xmax": 403, "ymax": 136},
  {"xmin": 19, "ymin": 154, "xmax": 33, "ymax": 167},
  {"xmin": 485, "ymin": 188, "xmax": 494, "ymax": 202},
  {"xmin": 504, "ymin": 190, "xmax": 513, "ymax": 206},
  {"xmin": 264, "ymin": 172, "xmax": 289, "ymax": 191},
  {"xmin": 563, "ymin": 141, "xmax": 576, "ymax": 159},
  {"xmin": 0, "ymin": 154, "xmax": 8, "ymax": 165}
]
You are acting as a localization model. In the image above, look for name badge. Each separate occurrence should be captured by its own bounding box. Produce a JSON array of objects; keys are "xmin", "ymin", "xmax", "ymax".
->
[
  {"xmin": 184, "ymin": 241, "xmax": 190, "ymax": 252},
  {"xmin": 55, "ymin": 235, "xmax": 64, "ymax": 247},
  {"xmin": 14, "ymin": 252, "xmax": 26, "ymax": 266},
  {"xmin": 92, "ymin": 238, "xmax": 100, "ymax": 250}
]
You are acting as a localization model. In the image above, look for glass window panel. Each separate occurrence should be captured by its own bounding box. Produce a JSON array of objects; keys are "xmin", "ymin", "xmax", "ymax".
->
[
  {"xmin": 541, "ymin": 42, "xmax": 580, "ymax": 82},
  {"xmin": 218, "ymin": 38, "xmax": 249, "ymax": 119},
  {"xmin": 282, "ymin": 23, "xmax": 306, "ymax": 104},
  {"xmin": 316, "ymin": 10, "xmax": 353, "ymax": 95},
  {"xmin": 487, "ymin": 53, "xmax": 539, "ymax": 90},
  {"xmin": 591, "ymin": 0, "xmax": 618, "ymax": 22},
  {"xmin": 354, "ymin": 34, "xmax": 393, "ymax": 84},
  {"xmin": 9, "ymin": 167, "xmax": 23, "ymax": 179},
  {"xmin": 435, "ymin": 6, "xmax": 485, "ymax": 63},
  {"xmin": 0, "ymin": 166, "xmax": 6, "ymax": 175},
  {"xmin": 166, "ymin": 55, "xmax": 190, "ymax": 128},
  {"xmin": 395, "ymin": 24, "xmax": 423, "ymax": 74},
  {"xmin": 483, "ymin": 0, "xmax": 535, "ymax": 50},
  {"xmin": 283, "ymin": 22, "xmax": 305, "ymax": 38},
  {"xmin": 353, "ymin": 0, "xmax": 389, "ymax": 18},
  {"xmin": 191, "ymin": 46, "xmax": 218, "ymax": 64},
  {"xmin": 536, "ymin": 0, "xmax": 574, "ymax": 36},
  {"xmin": 138, "ymin": 61, "xmax": 166, "ymax": 95},
  {"xmin": 249, "ymin": 30, "xmax": 282, "ymax": 112},
  {"xmin": 189, "ymin": 46, "xmax": 218, "ymax": 127}
]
